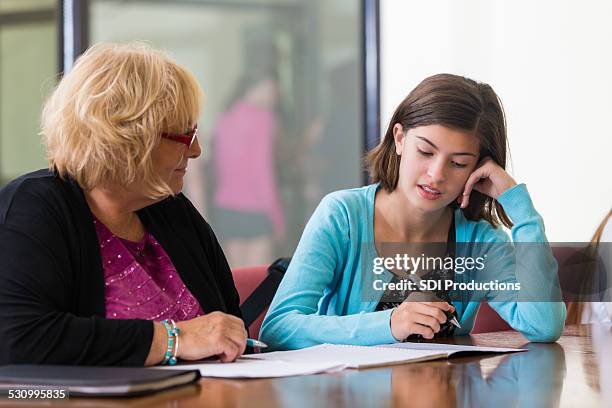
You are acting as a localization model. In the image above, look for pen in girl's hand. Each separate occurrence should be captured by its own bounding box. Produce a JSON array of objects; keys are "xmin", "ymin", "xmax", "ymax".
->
[{"xmin": 446, "ymin": 311, "xmax": 461, "ymax": 328}]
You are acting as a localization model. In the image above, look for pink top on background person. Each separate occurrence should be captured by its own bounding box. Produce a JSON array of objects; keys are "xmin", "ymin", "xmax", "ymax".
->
[
  {"xmin": 94, "ymin": 217, "xmax": 204, "ymax": 321},
  {"xmin": 213, "ymin": 100, "xmax": 285, "ymax": 236}
]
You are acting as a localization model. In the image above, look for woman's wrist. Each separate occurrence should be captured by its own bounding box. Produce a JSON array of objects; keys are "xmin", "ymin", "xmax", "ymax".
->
[
  {"xmin": 160, "ymin": 319, "xmax": 180, "ymax": 365},
  {"xmin": 174, "ymin": 321, "xmax": 185, "ymax": 360},
  {"xmin": 144, "ymin": 321, "xmax": 167, "ymax": 366}
]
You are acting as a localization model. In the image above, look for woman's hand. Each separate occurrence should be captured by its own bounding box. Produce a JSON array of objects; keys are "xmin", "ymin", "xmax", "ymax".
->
[
  {"xmin": 176, "ymin": 312, "xmax": 248, "ymax": 363},
  {"xmin": 146, "ymin": 312, "xmax": 248, "ymax": 365},
  {"xmin": 390, "ymin": 302, "xmax": 455, "ymax": 341},
  {"xmin": 459, "ymin": 157, "xmax": 517, "ymax": 208}
]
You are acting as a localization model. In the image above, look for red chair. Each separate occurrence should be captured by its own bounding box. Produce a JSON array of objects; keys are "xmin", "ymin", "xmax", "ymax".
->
[
  {"xmin": 471, "ymin": 301, "xmax": 513, "ymax": 334},
  {"xmin": 471, "ymin": 246, "xmax": 579, "ymax": 334},
  {"xmin": 232, "ymin": 265, "xmax": 269, "ymax": 339}
]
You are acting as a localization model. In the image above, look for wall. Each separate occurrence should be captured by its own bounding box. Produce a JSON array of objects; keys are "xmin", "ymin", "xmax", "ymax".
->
[{"xmin": 380, "ymin": 0, "xmax": 612, "ymax": 242}]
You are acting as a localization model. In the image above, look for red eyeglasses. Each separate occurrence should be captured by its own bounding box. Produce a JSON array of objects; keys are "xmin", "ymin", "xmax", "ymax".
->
[{"xmin": 161, "ymin": 123, "xmax": 198, "ymax": 148}]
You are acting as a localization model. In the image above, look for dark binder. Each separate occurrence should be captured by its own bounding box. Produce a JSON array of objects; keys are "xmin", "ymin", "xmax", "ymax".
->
[{"xmin": 0, "ymin": 365, "xmax": 200, "ymax": 397}]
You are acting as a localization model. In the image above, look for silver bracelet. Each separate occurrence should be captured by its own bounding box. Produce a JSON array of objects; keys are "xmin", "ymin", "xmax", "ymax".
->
[{"xmin": 170, "ymin": 319, "xmax": 180, "ymax": 364}]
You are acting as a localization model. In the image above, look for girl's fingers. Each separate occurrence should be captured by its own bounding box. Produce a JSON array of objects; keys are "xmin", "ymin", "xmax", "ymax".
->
[
  {"xmin": 420, "ymin": 301, "xmax": 454, "ymax": 312},
  {"xmin": 461, "ymin": 164, "xmax": 492, "ymax": 208},
  {"xmin": 409, "ymin": 323, "xmax": 435, "ymax": 339},
  {"xmin": 461, "ymin": 172, "xmax": 481, "ymax": 208},
  {"xmin": 414, "ymin": 313, "xmax": 442, "ymax": 333},
  {"xmin": 415, "ymin": 303, "xmax": 448, "ymax": 324}
]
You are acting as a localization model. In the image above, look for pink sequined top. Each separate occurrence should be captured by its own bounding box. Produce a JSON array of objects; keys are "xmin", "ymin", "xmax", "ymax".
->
[{"xmin": 94, "ymin": 217, "xmax": 205, "ymax": 321}]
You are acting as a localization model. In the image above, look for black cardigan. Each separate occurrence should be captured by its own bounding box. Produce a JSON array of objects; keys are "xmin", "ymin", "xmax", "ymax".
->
[{"xmin": 0, "ymin": 170, "xmax": 242, "ymax": 366}]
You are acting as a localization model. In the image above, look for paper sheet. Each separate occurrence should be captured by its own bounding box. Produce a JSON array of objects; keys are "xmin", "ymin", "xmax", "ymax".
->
[
  {"xmin": 157, "ymin": 343, "xmax": 525, "ymax": 378},
  {"xmin": 244, "ymin": 344, "xmax": 449, "ymax": 368},
  {"xmin": 381, "ymin": 342, "xmax": 526, "ymax": 354},
  {"xmin": 244, "ymin": 342, "xmax": 525, "ymax": 369},
  {"xmin": 156, "ymin": 358, "xmax": 345, "ymax": 378}
]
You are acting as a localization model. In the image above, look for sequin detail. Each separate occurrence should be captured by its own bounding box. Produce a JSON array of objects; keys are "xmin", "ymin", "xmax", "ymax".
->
[{"xmin": 94, "ymin": 216, "xmax": 204, "ymax": 321}]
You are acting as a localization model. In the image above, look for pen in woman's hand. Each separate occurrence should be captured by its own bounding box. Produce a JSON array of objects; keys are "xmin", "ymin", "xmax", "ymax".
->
[{"xmin": 247, "ymin": 338, "xmax": 268, "ymax": 348}]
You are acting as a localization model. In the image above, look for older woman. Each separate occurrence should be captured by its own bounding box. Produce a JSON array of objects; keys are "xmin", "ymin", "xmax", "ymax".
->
[{"xmin": 0, "ymin": 43, "xmax": 247, "ymax": 366}]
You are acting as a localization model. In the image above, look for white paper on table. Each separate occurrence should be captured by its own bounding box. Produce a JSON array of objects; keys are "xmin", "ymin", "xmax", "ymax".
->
[
  {"xmin": 155, "ymin": 358, "xmax": 346, "ymax": 378},
  {"xmin": 243, "ymin": 344, "xmax": 450, "ymax": 368},
  {"xmin": 380, "ymin": 341, "xmax": 527, "ymax": 355}
]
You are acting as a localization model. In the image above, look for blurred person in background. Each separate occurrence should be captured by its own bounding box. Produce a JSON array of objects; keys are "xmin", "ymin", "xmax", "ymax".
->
[{"xmin": 210, "ymin": 67, "xmax": 285, "ymax": 268}]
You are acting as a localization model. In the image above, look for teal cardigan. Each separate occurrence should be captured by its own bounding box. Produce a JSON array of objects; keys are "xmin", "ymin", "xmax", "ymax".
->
[{"xmin": 260, "ymin": 184, "xmax": 566, "ymax": 350}]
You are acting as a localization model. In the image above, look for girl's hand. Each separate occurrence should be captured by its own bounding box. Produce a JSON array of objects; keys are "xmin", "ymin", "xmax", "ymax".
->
[
  {"xmin": 390, "ymin": 301, "xmax": 455, "ymax": 341},
  {"xmin": 459, "ymin": 157, "xmax": 517, "ymax": 208}
]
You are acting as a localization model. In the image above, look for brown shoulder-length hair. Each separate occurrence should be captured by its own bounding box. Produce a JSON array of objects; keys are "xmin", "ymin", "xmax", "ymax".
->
[{"xmin": 366, "ymin": 73, "xmax": 512, "ymax": 228}]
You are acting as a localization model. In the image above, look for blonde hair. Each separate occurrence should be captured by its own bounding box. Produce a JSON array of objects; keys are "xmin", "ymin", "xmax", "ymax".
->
[{"xmin": 42, "ymin": 42, "xmax": 203, "ymax": 198}]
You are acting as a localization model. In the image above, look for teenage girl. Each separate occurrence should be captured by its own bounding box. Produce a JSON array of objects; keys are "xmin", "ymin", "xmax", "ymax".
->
[{"xmin": 260, "ymin": 74, "xmax": 566, "ymax": 350}]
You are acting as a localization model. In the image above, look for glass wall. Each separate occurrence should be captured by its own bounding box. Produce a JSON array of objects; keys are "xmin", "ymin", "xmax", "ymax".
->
[
  {"xmin": 0, "ymin": 0, "xmax": 59, "ymax": 185},
  {"xmin": 89, "ymin": 0, "xmax": 364, "ymax": 267}
]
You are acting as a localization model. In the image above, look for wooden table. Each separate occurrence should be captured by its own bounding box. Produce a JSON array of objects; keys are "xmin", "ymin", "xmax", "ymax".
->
[{"xmin": 2, "ymin": 324, "xmax": 611, "ymax": 407}]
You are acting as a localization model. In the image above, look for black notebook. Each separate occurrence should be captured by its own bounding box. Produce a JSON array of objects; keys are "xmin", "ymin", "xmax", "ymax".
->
[{"xmin": 0, "ymin": 365, "xmax": 200, "ymax": 397}]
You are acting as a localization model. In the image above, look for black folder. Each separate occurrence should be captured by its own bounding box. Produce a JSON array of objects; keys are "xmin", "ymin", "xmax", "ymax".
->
[{"xmin": 0, "ymin": 365, "xmax": 200, "ymax": 397}]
